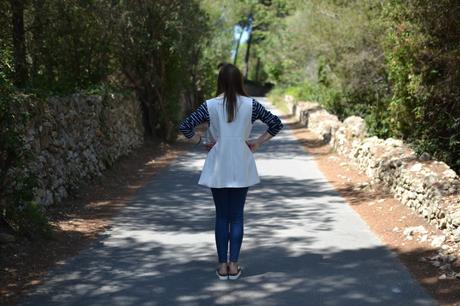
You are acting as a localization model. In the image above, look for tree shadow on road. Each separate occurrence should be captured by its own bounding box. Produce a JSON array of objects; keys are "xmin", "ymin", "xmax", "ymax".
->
[
  {"xmin": 18, "ymin": 235, "xmax": 441, "ymax": 306},
  {"xmin": 16, "ymin": 114, "xmax": 454, "ymax": 306},
  {"xmin": 18, "ymin": 154, "xmax": 442, "ymax": 306}
]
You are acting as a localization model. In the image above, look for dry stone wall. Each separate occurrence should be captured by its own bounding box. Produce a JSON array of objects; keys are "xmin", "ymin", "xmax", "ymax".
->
[
  {"xmin": 283, "ymin": 95, "xmax": 460, "ymax": 241},
  {"xmin": 11, "ymin": 92, "xmax": 144, "ymax": 207}
]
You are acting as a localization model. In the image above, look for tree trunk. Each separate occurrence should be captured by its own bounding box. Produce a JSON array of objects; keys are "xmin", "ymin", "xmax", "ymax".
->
[
  {"xmin": 243, "ymin": 29, "xmax": 252, "ymax": 79},
  {"xmin": 233, "ymin": 26, "xmax": 244, "ymax": 65},
  {"xmin": 255, "ymin": 57, "xmax": 261, "ymax": 82},
  {"xmin": 10, "ymin": 0, "xmax": 27, "ymax": 87}
]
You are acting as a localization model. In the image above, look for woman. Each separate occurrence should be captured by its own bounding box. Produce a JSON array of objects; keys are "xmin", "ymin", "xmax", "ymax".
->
[{"xmin": 178, "ymin": 63, "xmax": 284, "ymax": 280}]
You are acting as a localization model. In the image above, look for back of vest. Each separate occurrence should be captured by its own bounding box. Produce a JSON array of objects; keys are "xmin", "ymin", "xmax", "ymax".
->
[
  {"xmin": 199, "ymin": 95, "xmax": 260, "ymax": 188},
  {"xmin": 206, "ymin": 95, "xmax": 252, "ymax": 142}
]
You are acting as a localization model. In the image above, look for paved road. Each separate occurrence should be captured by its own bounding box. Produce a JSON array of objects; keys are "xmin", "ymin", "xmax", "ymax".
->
[{"xmin": 19, "ymin": 98, "xmax": 437, "ymax": 306}]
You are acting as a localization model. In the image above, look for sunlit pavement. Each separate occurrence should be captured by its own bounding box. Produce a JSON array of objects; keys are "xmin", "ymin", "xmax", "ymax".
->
[{"xmin": 19, "ymin": 98, "xmax": 437, "ymax": 306}]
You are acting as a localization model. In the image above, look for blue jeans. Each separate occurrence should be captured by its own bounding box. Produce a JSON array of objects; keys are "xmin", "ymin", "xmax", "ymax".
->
[{"xmin": 210, "ymin": 187, "xmax": 249, "ymax": 263}]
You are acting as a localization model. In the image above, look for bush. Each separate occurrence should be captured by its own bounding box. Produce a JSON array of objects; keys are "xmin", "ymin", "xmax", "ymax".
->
[
  {"xmin": 383, "ymin": 0, "xmax": 460, "ymax": 171},
  {"xmin": 262, "ymin": 0, "xmax": 460, "ymax": 172},
  {"xmin": 0, "ymin": 85, "xmax": 50, "ymax": 237}
]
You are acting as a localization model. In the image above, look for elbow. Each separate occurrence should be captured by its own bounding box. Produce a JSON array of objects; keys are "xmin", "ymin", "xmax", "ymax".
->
[
  {"xmin": 268, "ymin": 118, "xmax": 284, "ymax": 137},
  {"xmin": 178, "ymin": 121, "xmax": 185, "ymax": 135},
  {"xmin": 178, "ymin": 121, "xmax": 192, "ymax": 139},
  {"xmin": 278, "ymin": 118, "xmax": 284, "ymax": 129},
  {"xmin": 179, "ymin": 128, "xmax": 194, "ymax": 139}
]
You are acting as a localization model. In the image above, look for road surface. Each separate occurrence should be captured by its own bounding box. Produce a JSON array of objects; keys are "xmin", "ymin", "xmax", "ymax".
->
[{"xmin": 19, "ymin": 98, "xmax": 436, "ymax": 306}]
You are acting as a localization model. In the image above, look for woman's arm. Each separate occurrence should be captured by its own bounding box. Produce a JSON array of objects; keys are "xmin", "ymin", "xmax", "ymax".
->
[
  {"xmin": 251, "ymin": 99, "xmax": 284, "ymax": 147},
  {"xmin": 178, "ymin": 102, "xmax": 210, "ymax": 144},
  {"xmin": 256, "ymin": 130, "xmax": 275, "ymax": 145}
]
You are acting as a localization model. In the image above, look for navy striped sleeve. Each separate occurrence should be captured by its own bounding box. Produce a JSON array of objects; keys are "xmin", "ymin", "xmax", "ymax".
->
[
  {"xmin": 251, "ymin": 99, "xmax": 284, "ymax": 136},
  {"xmin": 178, "ymin": 102, "xmax": 210, "ymax": 139}
]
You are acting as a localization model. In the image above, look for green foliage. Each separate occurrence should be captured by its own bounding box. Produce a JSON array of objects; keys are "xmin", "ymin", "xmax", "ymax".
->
[
  {"xmin": 257, "ymin": 0, "xmax": 459, "ymax": 172},
  {"xmin": 0, "ymin": 0, "xmax": 215, "ymax": 231},
  {"xmin": 7, "ymin": 200, "xmax": 51, "ymax": 239},
  {"xmin": 111, "ymin": 0, "xmax": 211, "ymax": 141},
  {"xmin": 283, "ymin": 82, "xmax": 344, "ymax": 118},
  {"xmin": 267, "ymin": 86, "xmax": 289, "ymax": 114},
  {"xmin": 383, "ymin": 0, "xmax": 460, "ymax": 171},
  {"xmin": 202, "ymin": 0, "xmax": 294, "ymax": 83},
  {"xmin": 199, "ymin": 0, "xmax": 237, "ymax": 92},
  {"xmin": 1, "ymin": 0, "xmax": 214, "ymax": 140},
  {"xmin": 0, "ymin": 28, "xmax": 13, "ymax": 88},
  {"xmin": 1, "ymin": 0, "xmax": 459, "ymax": 233},
  {"xmin": 0, "ymin": 84, "xmax": 49, "ymax": 237},
  {"xmin": 26, "ymin": 0, "xmax": 113, "ymax": 93}
]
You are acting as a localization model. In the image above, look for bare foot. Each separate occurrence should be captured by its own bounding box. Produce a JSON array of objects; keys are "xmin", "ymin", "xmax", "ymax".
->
[
  {"xmin": 228, "ymin": 261, "xmax": 239, "ymax": 274},
  {"xmin": 217, "ymin": 262, "xmax": 228, "ymax": 275}
]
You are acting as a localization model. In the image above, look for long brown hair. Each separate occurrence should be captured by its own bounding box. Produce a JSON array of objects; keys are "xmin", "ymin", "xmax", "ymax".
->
[{"xmin": 216, "ymin": 63, "xmax": 249, "ymax": 123}]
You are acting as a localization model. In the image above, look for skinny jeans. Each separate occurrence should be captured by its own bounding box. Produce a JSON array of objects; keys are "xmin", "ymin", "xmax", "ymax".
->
[{"xmin": 210, "ymin": 187, "xmax": 249, "ymax": 263}]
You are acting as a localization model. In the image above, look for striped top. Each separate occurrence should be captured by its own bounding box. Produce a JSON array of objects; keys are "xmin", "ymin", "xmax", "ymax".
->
[{"xmin": 179, "ymin": 98, "xmax": 284, "ymax": 139}]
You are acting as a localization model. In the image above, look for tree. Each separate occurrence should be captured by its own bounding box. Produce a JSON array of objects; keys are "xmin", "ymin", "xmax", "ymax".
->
[
  {"xmin": 383, "ymin": 0, "xmax": 460, "ymax": 170},
  {"xmin": 242, "ymin": 13, "xmax": 253, "ymax": 79},
  {"xmin": 112, "ymin": 0, "xmax": 210, "ymax": 141},
  {"xmin": 206, "ymin": 0, "xmax": 293, "ymax": 82}
]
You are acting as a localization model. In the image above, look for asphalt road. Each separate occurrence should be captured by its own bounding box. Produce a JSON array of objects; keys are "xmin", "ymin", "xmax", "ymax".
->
[{"xmin": 18, "ymin": 98, "xmax": 437, "ymax": 306}]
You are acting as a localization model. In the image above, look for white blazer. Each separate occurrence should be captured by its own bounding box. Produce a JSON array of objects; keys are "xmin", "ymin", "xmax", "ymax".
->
[{"xmin": 198, "ymin": 95, "xmax": 260, "ymax": 188}]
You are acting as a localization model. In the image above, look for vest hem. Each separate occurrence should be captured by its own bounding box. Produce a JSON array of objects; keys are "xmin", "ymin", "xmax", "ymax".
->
[{"xmin": 197, "ymin": 180, "xmax": 260, "ymax": 188}]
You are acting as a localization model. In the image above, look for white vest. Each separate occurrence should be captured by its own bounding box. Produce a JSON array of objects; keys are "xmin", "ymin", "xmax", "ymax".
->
[{"xmin": 198, "ymin": 95, "xmax": 260, "ymax": 188}]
